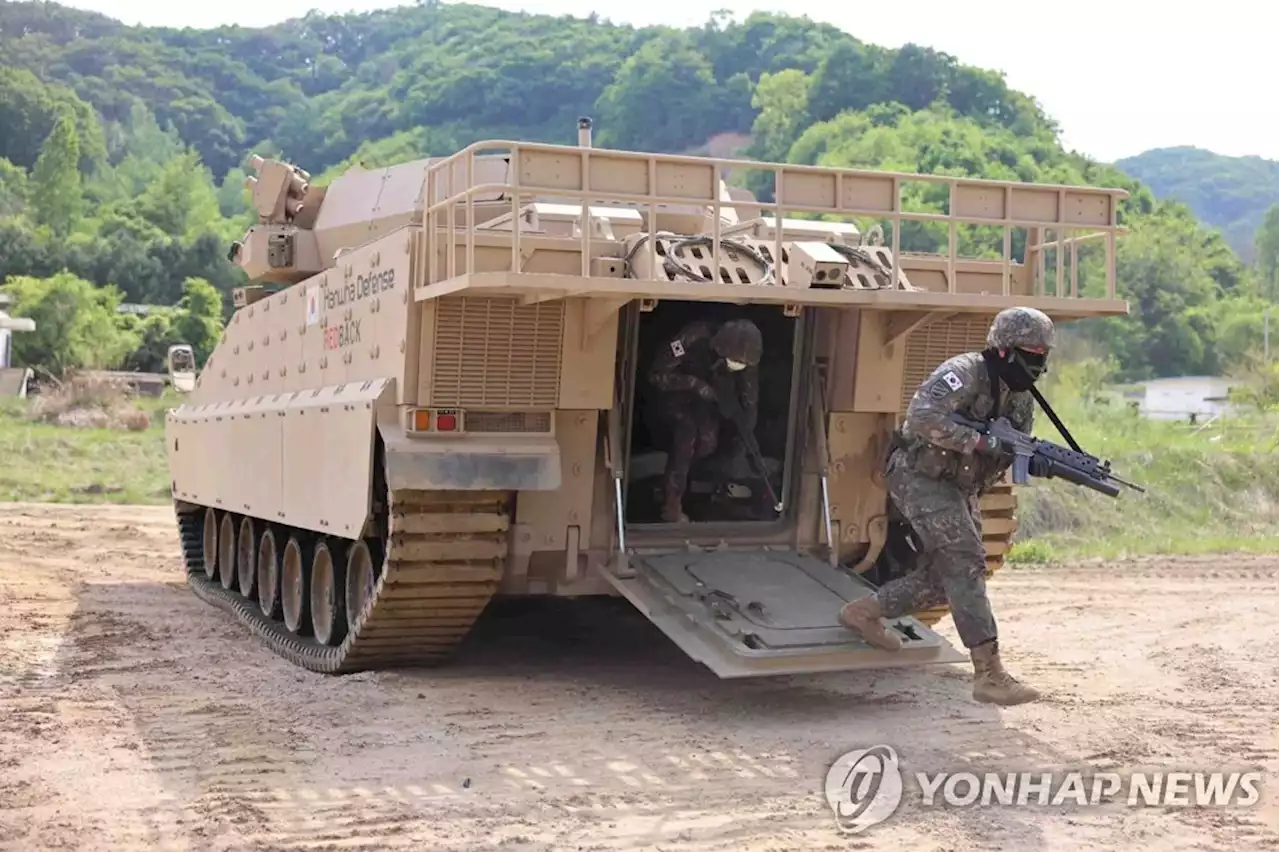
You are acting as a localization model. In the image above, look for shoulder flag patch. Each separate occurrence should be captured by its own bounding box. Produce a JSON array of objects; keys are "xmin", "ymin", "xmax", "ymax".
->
[
  {"xmin": 928, "ymin": 369, "xmax": 965, "ymax": 400},
  {"xmin": 670, "ymin": 340, "xmax": 685, "ymax": 357}
]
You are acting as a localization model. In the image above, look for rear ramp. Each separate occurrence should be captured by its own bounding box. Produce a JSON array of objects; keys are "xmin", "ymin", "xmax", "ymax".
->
[{"xmin": 599, "ymin": 548, "xmax": 966, "ymax": 678}]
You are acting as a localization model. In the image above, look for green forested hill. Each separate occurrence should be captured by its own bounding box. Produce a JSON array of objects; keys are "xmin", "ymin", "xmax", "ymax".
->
[
  {"xmin": 1115, "ymin": 146, "xmax": 1279, "ymax": 262},
  {"xmin": 0, "ymin": 1, "xmax": 1050, "ymax": 178},
  {"xmin": 0, "ymin": 0, "xmax": 1276, "ymax": 387}
]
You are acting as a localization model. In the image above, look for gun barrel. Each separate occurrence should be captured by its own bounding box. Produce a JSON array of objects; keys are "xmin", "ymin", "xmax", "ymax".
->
[
  {"xmin": 1107, "ymin": 473, "xmax": 1147, "ymax": 493},
  {"xmin": 1047, "ymin": 460, "xmax": 1121, "ymax": 497}
]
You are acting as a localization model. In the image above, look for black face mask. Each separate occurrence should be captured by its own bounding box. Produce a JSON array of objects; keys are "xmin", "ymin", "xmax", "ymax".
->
[{"xmin": 990, "ymin": 347, "xmax": 1048, "ymax": 391}]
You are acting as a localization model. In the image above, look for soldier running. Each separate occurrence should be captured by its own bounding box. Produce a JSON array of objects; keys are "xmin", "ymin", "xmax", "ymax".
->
[
  {"xmin": 838, "ymin": 306, "xmax": 1055, "ymax": 706},
  {"xmin": 646, "ymin": 318, "xmax": 762, "ymax": 523}
]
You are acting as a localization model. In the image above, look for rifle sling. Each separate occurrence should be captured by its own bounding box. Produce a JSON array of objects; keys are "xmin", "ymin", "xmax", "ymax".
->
[{"xmin": 1028, "ymin": 382, "xmax": 1084, "ymax": 454}]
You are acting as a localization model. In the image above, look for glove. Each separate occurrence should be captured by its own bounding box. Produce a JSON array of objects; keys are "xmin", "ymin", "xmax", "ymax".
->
[
  {"xmin": 696, "ymin": 383, "xmax": 718, "ymax": 402},
  {"xmin": 974, "ymin": 434, "xmax": 1003, "ymax": 456}
]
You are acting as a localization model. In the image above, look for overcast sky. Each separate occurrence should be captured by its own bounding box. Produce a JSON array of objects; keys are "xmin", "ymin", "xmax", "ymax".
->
[{"xmin": 57, "ymin": 0, "xmax": 1280, "ymax": 164}]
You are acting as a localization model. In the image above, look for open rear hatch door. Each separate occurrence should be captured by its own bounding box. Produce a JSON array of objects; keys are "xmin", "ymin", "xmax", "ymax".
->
[{"xmin": 598, "ymin": 548, "xmax": 967, "ymax": 678}]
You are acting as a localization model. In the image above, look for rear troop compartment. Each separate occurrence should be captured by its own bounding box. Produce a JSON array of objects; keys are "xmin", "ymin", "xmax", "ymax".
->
[{"xmin": 620, "ymin": 299, "xmax": 802, "ymax": 529}]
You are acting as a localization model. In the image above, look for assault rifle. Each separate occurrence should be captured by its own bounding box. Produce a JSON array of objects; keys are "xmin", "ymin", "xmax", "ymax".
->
[
  {"xmin": 951, "ymin": 413, "xmax": 1145, "ymax": 498},
  {"xmin": 710, "ymin": 373, "xmax": 784, "ymax": 513}
]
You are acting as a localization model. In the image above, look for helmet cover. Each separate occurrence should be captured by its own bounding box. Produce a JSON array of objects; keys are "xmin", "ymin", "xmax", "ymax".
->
[
  {"xmin": 986, "ymin": 307, "xmax": 1055, "ymax": 352},
  {"xmin": 711, "ymin": 319, "xmax": 763, "ymax": 367}
]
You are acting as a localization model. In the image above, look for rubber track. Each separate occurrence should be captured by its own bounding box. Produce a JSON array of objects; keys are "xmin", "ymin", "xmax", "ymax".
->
[
  {"xmin": 178, "ymin": 489, "xmax": 510, "ymax": 674},
  {"xmin": 912, "ymin": 480, "xmax": 1017, "ymax": 628}
]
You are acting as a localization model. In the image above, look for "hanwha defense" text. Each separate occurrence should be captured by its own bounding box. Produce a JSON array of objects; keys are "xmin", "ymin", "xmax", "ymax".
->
[{"xmin": 324, "ymin": 268, "xmax": 396, "ymax": 310}]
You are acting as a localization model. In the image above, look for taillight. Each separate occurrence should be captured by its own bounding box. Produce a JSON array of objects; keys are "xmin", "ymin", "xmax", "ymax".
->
[{"xmin": 407, "ymin": 408, "xmax": 462, "ymax": 433}]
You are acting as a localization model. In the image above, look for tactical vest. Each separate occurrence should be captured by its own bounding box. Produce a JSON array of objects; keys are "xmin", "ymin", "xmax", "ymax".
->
[
  {"xmin": 674, "ymin": 332, "xmax": 719, "ymax": 390},
  {"xmin": 888, "ymin": 352, "xmax": 1012, "ymax": 492}
]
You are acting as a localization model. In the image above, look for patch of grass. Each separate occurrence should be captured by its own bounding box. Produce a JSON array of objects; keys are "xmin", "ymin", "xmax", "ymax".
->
[
  {"xmin": 1008, "ymin": 360, "xmax": 1279, "ymax": 560},
  {"xmin": 1007, "ymin": 539, "xmax": 1056, "ymax": 564},
  {"xmin": 1, "ymin": 358, "xmax": 1275, "ymax": 563},
  {"xmin": 0, "ymin": 380, "xmax": 175, "ymax": 504}
]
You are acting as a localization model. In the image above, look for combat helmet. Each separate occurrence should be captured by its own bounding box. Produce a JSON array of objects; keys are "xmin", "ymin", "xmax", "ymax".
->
[
  {"xmin": 987, "ymin": 307, "xmax": 1055, "ymax": 352},
  {"xmin": 711, "ymin": 319, "xmax": 763, "ymax": 371}
]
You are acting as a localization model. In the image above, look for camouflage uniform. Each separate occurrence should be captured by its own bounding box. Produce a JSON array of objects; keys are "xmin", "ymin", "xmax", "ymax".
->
[
  {"xmin": 647, "ymin": 319, "xmax": 761, "ymax": 523},
  {"xmin": 838, "ymin": 306, "xmax": 1055, "ymax": 706},
  {"xmin": 874, "ymin": 350, "xmax": 1034, "ymax": 639}
]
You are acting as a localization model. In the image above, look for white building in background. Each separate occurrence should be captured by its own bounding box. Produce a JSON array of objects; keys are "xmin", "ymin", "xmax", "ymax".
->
[
  {"xmin": 1126, "ymin": 375, "xmax": 1240, "ymax": 421},
  {"xmin": 0, "ymin": 292, "xmax": 36, "ymax": 397},
  {"xmin": 0, "ymin": 293, "xmax": 36, "ymax": 368}
]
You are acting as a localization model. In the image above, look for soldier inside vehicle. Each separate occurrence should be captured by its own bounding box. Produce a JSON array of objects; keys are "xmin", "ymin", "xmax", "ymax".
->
[{"xmin": 622, "ymin": 300, "xmax": 799, "ymax": 526}]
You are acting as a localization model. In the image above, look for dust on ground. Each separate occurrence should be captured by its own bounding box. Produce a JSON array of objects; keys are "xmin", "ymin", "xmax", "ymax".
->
[{"xmin": 0, "ymin": 503, "xmax": 1275, "ymax": 851}]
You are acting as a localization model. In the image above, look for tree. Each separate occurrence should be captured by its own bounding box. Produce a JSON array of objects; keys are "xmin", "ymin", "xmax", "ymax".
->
[
  {"xmin": 29, "ymin": 112, "xmax": 83, "ymax": 235},
  {"xmin": 92, "ymin": 101, "xmax": 186, "ymax": 200},
  {"xmin": 1082, "ymin": 218, "xmax": 1225, "ymax": 380},
  {"xmin": 886, "ymin": 44, "xmax": 954, "ymax": 111},
  {"xmin": 170, "ymin": 277, "xmax": 225, "ymax": 365},
  {"xmin": 1, "ymin": 271, "xmax": 140, "ymax": 374},
  {"xmin": 594, "ymin": 34, "xmax": 721, "ymax": 153},
  {"xmin": 1256, "ymin": 203, "xmax": 1278, "ymax": 301},
  {"xmin": 806, "ymin": 41, "xmax": 886, "ymax": 124},
  {"xmin": 0, "ymin": 67, "xmax": 107, "ymax": 174},
  {"xmin": 114, "ymin": 278, "xmax": 224, "ymax": 371},
  {"xmin": 0, "ymin": 157, "xmax": 28, "ymax": 218},
  {"xmin": 133, "ymin": 151, "xmax": 226, "ymax": 242},
  {"xmin": 747, "ymin": 69, "xmax": 811, "ymax": 162},
  {"xmin": 1227, "ymin": 350, "xmax": 1279, "ymax": 413}
]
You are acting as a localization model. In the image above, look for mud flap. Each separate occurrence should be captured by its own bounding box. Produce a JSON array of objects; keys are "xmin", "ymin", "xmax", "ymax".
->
[{"xmin": 599, "ymin": 548, "xmax": 967, "ymax": 678}]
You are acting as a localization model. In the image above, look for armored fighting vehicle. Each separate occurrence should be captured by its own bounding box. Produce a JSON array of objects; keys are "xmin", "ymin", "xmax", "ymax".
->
[{"xmin": 164, "ymin": 120, "xmax": 1129, "ymax": 677}]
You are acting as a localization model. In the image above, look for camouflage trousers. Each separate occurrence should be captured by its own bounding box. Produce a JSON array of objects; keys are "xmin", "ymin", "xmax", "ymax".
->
[
  {"xmin": 874, "ymin": 451, "xmax": 997, "ymax": 649},
  {"xmin": 649, "ymin": 395, "xmax": 721, "ymax": 506}
]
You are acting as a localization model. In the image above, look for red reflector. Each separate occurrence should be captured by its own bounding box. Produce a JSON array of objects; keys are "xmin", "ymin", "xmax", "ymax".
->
[{"xmin": 436, "ymin": 413, "xmax": 458, "ymax": 431}]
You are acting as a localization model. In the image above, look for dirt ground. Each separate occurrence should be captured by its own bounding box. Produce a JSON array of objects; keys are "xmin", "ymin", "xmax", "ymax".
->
[{"xmin": 0, "ymin": 503, "xmax": 1275, "ymax": 851}]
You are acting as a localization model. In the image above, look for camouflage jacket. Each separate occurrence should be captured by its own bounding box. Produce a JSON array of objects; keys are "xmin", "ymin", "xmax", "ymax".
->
[
  {"xmin": 647, "ymin": 320, "xmax": 760, "ymax": 429},
  {"xmin": 895, "ymin": 351, "xmax": 1035, "ymax": 492}
]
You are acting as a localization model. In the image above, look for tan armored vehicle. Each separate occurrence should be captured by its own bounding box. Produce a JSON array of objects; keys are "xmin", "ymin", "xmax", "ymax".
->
[{"xmin": 164, "ymin": 120, "xmax": 1128, "ymax": 677}]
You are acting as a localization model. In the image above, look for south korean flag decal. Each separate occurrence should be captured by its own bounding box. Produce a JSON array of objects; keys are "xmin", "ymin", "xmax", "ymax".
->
[
  {"xmin": 929, "ymin": 370, "xmax": 964, "ymax": 400},
  {"xmin": 670, "ymin": 339, "xmax": 685, "ymax": 357}
]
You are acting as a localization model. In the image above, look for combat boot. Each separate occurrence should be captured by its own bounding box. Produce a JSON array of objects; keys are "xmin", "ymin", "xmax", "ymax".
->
[
  {"xmin": 970, "ymin": 641, "xmax": 1040, "ymax": 705},
  {"xmin": 837, "ymin": 596, "xmax": 903, "ymax": 651},
  {"xmin": 660, "ymin": 496, "xmax": 689, "ymax": 524}
]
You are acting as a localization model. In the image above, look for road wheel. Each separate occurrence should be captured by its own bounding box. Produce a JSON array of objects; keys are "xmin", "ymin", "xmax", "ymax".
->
[
  {"xmin": 310, "ymin": 540, "xmax": 349, "ymax": 647},
  {"xmin": 219, "ymin": 513, "xmax": 238, "ymax": 592},
  {"xmin": 281, "ymin": 535, "xmax": 313, "ymax": 635},
  {"xmin": 257, "ymin": 527, "xmax": 282, "ymax": 620},
  {"xmin": 344, "ymin": 540, "xmax": 380, "ymax": 633},
  {"xmin": 202, "ymin": 508, "xmax": 219, "ymax": 581},
  {"xmin": 236, "ymin": 516, "xmax": 257, "ymax": 598}
]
